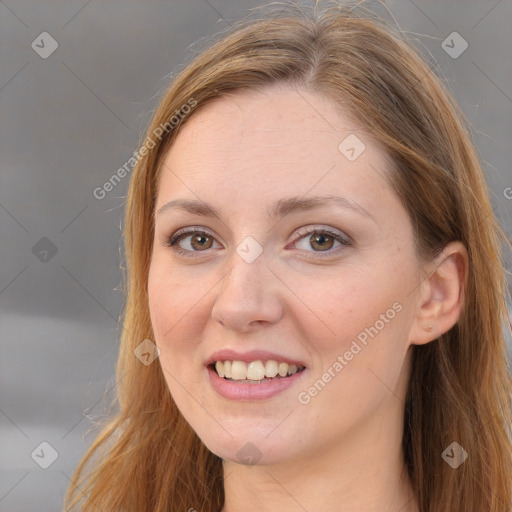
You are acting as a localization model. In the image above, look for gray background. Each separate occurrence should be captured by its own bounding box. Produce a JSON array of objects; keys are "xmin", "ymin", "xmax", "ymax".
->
[{"xmin": 1, "ymin": 1, "xmax": 511, "ymax": 510}]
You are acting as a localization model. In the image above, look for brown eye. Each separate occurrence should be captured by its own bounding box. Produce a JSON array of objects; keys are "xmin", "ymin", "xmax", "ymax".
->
[
  {"xmin": 167, "ymin": 228, "xmax": 221, "ymax": 256},
  {"xmin": 190, "ymin": 233, "xmax": 213, "ymax": 250},
  {"xmin": 309, "ymin": 233, "xmax": 335, "ymax": 251},
  {"xmin": 292, "ymin": 227, "xmax": 351, "ymax": 255}
]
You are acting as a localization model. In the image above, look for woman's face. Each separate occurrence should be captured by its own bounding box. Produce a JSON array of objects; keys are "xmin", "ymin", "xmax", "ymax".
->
[{"xmin": 148, "ymin": 84, "xmax": 424, "ymax": 465}]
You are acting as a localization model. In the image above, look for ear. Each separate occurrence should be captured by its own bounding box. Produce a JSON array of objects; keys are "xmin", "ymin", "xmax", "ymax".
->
[{"xmin": 409, "ymin": 241, "xmax": 468, "ymax": 345}]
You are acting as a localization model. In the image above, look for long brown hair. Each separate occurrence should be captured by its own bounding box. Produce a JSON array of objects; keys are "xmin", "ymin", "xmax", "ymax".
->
[{"xmin": 64, "ymin": 2, "xmax": 512, "ymax": 510}]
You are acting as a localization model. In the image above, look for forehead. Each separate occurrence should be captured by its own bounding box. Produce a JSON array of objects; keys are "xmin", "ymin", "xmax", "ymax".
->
[
  {"xmin": 168, "ymin": 85, "xmax": 373, "ymax": 161},
  {"xmin": 156, "ymin": 85, "xmax": 393, "ymax": 216}
]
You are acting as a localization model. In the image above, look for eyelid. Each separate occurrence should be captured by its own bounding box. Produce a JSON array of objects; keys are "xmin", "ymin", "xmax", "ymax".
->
[{"xmin": 292, "ymin": 226, "xmax": 352, "ymax": 245}]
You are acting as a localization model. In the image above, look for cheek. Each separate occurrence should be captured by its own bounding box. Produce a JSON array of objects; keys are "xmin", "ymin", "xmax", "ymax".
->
[
  {"xmin": 148, "ymin": 266, "xmax": 206, "ymax": 405},
  {"xmin": 296, "ymin": 264, "xmax": 411, "ymax": 370},
  {"xmin": 147, "ymin": 263, "xmax": 205, "ymax": 354},
  {"xmin": 295, "ymin": 287, "xmax": 410, "ymax": 432},
  {"xmin": 306, "ymin": 272, "xmax": 392, "ymax": 332}
]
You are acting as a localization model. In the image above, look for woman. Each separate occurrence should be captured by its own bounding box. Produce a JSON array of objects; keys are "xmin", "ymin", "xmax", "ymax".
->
[{"xmin": 65, "ymin": 2, "xmax": 512, "ymax": 511}]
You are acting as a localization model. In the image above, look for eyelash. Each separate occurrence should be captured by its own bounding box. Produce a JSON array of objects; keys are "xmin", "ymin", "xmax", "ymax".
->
[{"xmin": 165, "ymin": 226, "xmax": 352, "ymax": 258}]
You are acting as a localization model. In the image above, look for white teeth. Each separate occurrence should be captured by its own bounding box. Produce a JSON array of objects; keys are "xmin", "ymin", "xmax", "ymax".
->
[
  {"xmin": 264, "ymin": 360, "xmax": 279, "ymax": 378},
  {"xmin": 247, "ymin": 361, "xmax": 265, "ymax": 380},
  {"xmin": 231, "ymin": 360, "xmax": 247, "ymax": 380},
  {"xmin": 213, "ymin": 360, "xmax": 304, "ymax": 381}
]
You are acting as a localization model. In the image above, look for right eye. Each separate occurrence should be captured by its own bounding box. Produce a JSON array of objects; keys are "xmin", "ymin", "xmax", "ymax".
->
[{"xmin": 166, "ymin": 227, "xmax": 222, "ymax": 257}]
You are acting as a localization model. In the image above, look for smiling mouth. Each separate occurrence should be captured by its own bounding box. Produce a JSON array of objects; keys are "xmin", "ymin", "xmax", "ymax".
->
[{"xmin": 209, "ymin": 360, "xmax": 306, "ymax": 383}]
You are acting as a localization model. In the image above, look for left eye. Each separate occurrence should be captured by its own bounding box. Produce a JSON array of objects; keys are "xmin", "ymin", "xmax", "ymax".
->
[{"xmin": 291, "ymin": 228, "xmax": 350, "ymax": 252}]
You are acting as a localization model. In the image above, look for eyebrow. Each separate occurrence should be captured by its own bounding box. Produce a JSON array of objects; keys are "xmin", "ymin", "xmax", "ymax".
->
[{"xmin": 155, "ymin": 195, "xmax": 375, "ymax": 223}]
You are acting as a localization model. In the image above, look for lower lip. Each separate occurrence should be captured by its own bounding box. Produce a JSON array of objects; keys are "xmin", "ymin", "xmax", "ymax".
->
[{"xmin": 207, "ymin": 366, "xmax": 306, "ymax": 401}]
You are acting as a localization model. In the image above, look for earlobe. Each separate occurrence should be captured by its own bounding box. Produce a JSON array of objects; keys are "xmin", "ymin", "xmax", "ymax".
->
[{"xmin": 409, "ymin": 241, "xmax": 468, "ymax": 346}]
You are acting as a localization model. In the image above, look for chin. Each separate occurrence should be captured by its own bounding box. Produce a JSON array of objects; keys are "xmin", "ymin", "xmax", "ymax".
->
[{"xmin": 196, "ymin": 427, "xmax": 300, "ymax": 467}]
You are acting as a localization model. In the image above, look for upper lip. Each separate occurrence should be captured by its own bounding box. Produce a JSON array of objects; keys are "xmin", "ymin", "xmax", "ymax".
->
[{"xmin": 206, "ymin": 349, "xmax": 307, "ymax": 368}]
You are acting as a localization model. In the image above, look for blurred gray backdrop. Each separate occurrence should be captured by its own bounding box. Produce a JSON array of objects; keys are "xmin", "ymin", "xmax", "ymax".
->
[{"xmin": 1, "ymin": 1, "xmax": 511, "ymax": 510}]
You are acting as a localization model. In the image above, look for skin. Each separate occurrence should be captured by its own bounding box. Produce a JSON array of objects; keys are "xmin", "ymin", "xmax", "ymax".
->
[{"xmin": 148, "ymin": 83, "xmax": 467, "ymax": 512}]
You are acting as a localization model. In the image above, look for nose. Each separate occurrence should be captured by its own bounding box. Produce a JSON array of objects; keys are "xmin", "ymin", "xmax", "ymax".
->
[{"xmin": 211, "ymin": 252, "xmax": 284, "ymax": 332}]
